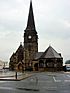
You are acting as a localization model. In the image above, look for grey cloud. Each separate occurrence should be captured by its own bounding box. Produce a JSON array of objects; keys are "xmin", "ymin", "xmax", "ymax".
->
[{"xmin": 0, "ymin": 0, "xmax": 70, "ymax": 62}]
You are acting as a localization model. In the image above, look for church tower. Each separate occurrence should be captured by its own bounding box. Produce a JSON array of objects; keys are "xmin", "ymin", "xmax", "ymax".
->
[{"xmin": 24, "ymin": 0, "xmax": 38, "ymax": 68}]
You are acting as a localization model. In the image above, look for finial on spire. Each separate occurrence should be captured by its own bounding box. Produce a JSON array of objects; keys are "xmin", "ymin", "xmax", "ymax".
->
[
  {"xmin": 49, "ymin": 44, "xmax": 51, "ymax": 47},
  {"xmin": 20, "ymin": 42, "xmax": 22, "ymax": 45},
  {"xmin": 30, "ymin": 0, "xmax": 32, "ymax": 3},
  {"xmin": 25, "ymin": 0, "xmax": 36, "ymax": 30}
]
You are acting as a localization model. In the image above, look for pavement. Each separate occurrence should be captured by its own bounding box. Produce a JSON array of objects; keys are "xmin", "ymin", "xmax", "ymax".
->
[
  {"xmin": 0, "ymin": 70, "xmax": 69, "ymax": 81},
  {"xmin": 0, "ymin": 71, "xmax": 33, "ymax": 81}
]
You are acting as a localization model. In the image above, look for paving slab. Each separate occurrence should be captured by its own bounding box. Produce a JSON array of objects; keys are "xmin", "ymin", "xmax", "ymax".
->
[{"xmin": 0, "ymin": 71, "xmax": 33, "ymax": 81}]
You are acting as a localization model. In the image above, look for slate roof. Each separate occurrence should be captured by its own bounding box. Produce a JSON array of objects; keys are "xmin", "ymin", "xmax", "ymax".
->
[
  {"xmin": 40, "ymin": 46, "xmax": 62, "ymax": 59},
  {"xmin": 34, "ymin": 52, "xmax": 43, "ymax": 60},
  {"xmin": 10, "ymin": 43, "xmax": 24, "ymax": 60},
  {"xmin": 16, "ymin": 43, "xmax": 24, "ymax": 54}
]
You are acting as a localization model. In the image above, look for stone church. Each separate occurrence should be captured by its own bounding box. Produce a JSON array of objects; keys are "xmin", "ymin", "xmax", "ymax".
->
[{"xmin": 9, "ymin": 0, "xmax": 63, "ymax": 71}]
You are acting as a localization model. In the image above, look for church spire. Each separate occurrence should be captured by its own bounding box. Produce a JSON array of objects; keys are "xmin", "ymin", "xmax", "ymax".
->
[{"xmin": 26, "ymin": 0, "xmax": 36, "ymax": 30}]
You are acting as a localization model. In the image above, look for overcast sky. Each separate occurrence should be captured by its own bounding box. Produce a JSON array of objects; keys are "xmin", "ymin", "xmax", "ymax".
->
[{"xmin": 0, "ymin": 0, "xmax": 70, "ymax": 64}]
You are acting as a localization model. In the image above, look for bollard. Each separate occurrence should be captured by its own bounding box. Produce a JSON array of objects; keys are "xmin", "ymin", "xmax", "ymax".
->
[{"xmin": 15, "ymin": 72, "xmax": 17, "ymax": 79}]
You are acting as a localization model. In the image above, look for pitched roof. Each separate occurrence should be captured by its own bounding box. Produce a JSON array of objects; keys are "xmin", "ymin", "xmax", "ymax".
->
[
  {"xmin": 26, "ymin": 0, "xmax": 36, "ymax": 30},
  {"xmin": 34, "ymin": 52, "xmax": 43, "ymax": 60},
  {"xmin": 40, "ymin": 46, "xmax": 62, "ymax": 59},
  {"xmin": 16, "ymin": 43, "xmax": 24, "ymax": 53}
]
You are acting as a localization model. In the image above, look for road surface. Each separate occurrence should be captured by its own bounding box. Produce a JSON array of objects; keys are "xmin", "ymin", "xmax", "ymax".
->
[{"xmin": 0, "ymin": 72, "xmax": 70, "ymax": 93}]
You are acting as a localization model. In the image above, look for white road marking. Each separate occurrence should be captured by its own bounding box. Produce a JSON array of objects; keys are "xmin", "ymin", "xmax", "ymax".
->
[
  {"xmin": 67, "ymin": 75, "xmax": 70, "ymax": 78},
  {"xmin": 53, "ymin": 76, "xmax": 61, "ymax": 82},
  {"xmin": 53, "ymin": 76, "xmax": 70, "ymax": 82},
  {"xmin": 53, "ymin": 76, "xmax": 56, "ymax": 82},
  {"xmin": 64, "ymin": 80, "xmax": 70, "ymax": 82}
]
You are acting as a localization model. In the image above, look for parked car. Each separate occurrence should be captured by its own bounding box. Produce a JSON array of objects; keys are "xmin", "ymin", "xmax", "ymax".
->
[
  {"xmin": 65, "ymin": 60, "xmax": 70, "ymax": 71},
  {"xmin": 66, "ymin": 65, "xmax": 70, "ymax": 71}
]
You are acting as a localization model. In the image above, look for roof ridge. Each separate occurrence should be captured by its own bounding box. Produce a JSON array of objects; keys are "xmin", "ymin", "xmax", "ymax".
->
[
  {"xmin": 50, "ymin": 46, "xmax": 59, "ymax": 57},
  {"xmin": 40, "ymin": 46, "xmax": 62, "ymax": 58}
]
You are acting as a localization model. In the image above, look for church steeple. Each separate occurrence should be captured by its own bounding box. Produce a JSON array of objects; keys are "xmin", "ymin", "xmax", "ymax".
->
[
  {"xmin": 24, "ymin": 0, "xmax": 38, "ymax": 66},
  {"xmin": 26, "ymin": 0, "xmax": 36, "ymax": 30}
]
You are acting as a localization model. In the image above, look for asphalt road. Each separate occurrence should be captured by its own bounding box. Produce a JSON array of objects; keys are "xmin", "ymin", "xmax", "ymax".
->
[{"xmin": 0, "ymin": 72, "xmax": 70, "ymax": 93}]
